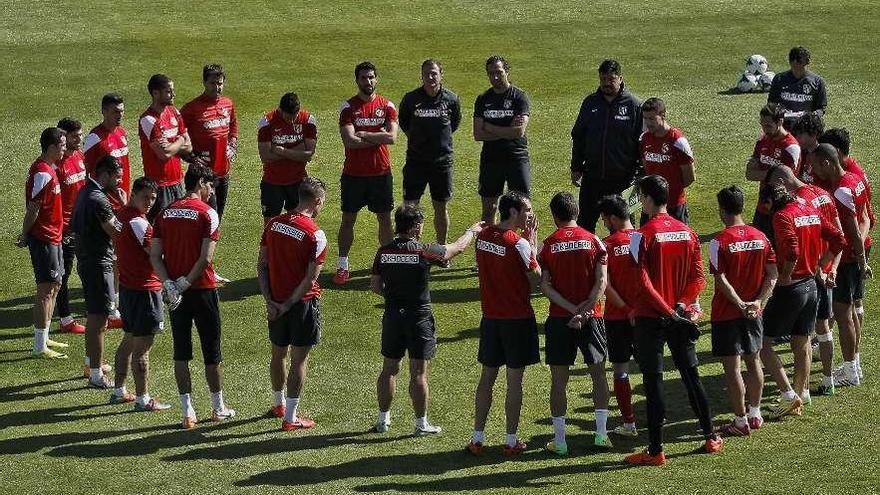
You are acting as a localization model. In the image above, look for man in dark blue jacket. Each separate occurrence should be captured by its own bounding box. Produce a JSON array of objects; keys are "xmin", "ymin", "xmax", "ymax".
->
[{"xmin": 570, "ymin": 59, "xmax": 643, "ymax": 232}]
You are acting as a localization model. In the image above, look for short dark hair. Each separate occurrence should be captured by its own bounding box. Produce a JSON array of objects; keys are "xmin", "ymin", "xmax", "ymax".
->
[
  {"xmin": 813, "ymin": 143, "xmax": 840, "ymax": 165},
  {"xmin": 40, "ymin": 127, "xmax": 64, "ymax": 152},
  {"xmin": 279, "ymin": 92, "xmax": 300, "ymax": 115},
  {"xmin": 760, "ymin": 183, "xmax": 796, "ymax": 213},
  {"xmin": 298, "ymin": 176, "xmax": 326, "ymax": 203},
  {"xmin": 394, "ymin": 204, "xmax": 425, "ymax": 235},
  {"xmin": 716, "ymin": 185, "xmax": 744, "ymax": 216},
  {"xmin": 791, "ymin": 113, "xmax": 824, "ymax": 136},
  {"xmin": 498, "ymin": 190, "xmax": 529, "ymax": 221},
  {"xmin": 818, "ymin": 128, "xmax": 850, "ymax": 156},
  {"xmin": 597, "ymin": 194, "xmax": 628, "ymax": 219},
  {"xmin": 598, "ymin": 59, "xmax": 621, "ymax": 75},
  {"xmin": 101, "ymin": 93, "xmax": 124, "ymax": 109},
  {"xmin": 132, "ymin": 176, "xmax": 158, "ymax": 195},
  {"xmin": 147, "ymin": 74, "xmax": 172, "ymax": 94},
  {"xmin": 203, "ymin": 63, "xmax": 225, "ymax": 81},
  {"xmin": 485, "ymin": 55, "xmax": 509, "ymax": 72},
  {"xmin": 639, "ymin": 175, "xmax": 669, "ymax": 207},
  {"xmin": 789, "ymin": 46, "xmax": 811, "ymax": 64},
  {"xmin": 184, "ymin": 164, "xmax": 215, "ymax": 192},
  {"xmin": 549, "ymin": 192, "xmax": 578, "ymax": 222},
  {"xmin": 759, "ymin": 103, "xmax": 786, "ymax": 121},
  {"xmin": 355, "ymin": 61, "xmax": 377, "ymax": 78},
  {"xmin": 642, "ymin": 97, "xmax": 666, "ymax": 116},
  {"xmin": 94, "ymin": 155, "xmax": 121, "ymax": 176},
  {"xmin": 421, "ymin": 58, "xmax": 443, "ymax": 72},
  {"xmin": 56, "ymin": 117, "xmax": 81, "ymax": 133}
]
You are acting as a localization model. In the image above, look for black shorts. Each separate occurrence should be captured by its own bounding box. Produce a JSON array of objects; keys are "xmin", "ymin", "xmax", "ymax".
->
[
  {"xmin": 381, "ymin": 305, "xmax": 436, "ymax": 360},
  {"xmin": 634, "ymin": 317, "xmax": 699, "ymax": 374},
  {"xmin": 402, "ymin": 160, "xmax": 453, "ymax": 203},
  {"xmin": 28, "ymin": 238, "xmax": 64, "ymax": 284},
  {"xmin": 170, "ymin": 288, "xmax": 222, "ymax": 365},
  {"xmin": 477, "ymin": 317, "xmax": 540, "ymax": 369},
  {"xmin": 816, "ymin": 275, "xmax": 833, "ymax": 320},
  {"xmin": 605, "ymin": 318, "xmax": 637, "ymax": 364},
  {"xmin": 78, "ymin": 262, "xmax": 114, "ymax": 315},
  {"xmin": 147, "ymin": 181, "xmax": 185, "ymax": 222},
  {"xmin": 260, "ymin": 180, "xmax": 299, "ymax": 218},
  {"xmin": 208, "ymin": 175, "xmax": 230, "ymax": 221},
  {"xmin": 119, "ymin": 287, "xmax": 164, "ymax": 337},
  {"xmin": 544, "ymin": 316, "xmax": 607, "ymax": 365},
  {"xmin": 752, "ymin": 210, "xmax": 775, "ymax": 248},
  {"xmin": 833, "ymin": 262, "xmax": 865, "ymax": 304},
  {"xmin": 762, "ymin": 277, "xmax": 818, "ymax": 338},
  {"xmin": 268, "ymin": 297, "xmax": 321, "ymax": 347},
  {"xmin": 711, "ymin": 318, "xmax": 763, "ymax": 357},
  {"xmin": 641, "ymin": 203, "xmax": 689, "ymax": 226},
  {"xmin": 478, "ymin": 158, "xmax": 531, "ymax": 198},
  {"xmin": 341, "ymin": 173, "xmax": 393, "ymax": 213}
]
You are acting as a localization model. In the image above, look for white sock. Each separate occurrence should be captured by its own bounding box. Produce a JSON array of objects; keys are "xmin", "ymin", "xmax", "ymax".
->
[
  {"xmin": 60, "ymin": 316, "xmax": 74, "ymax": 326},
  {"xmin": 552, "ymin": 416, "xmax": 566, "ymax": 445},
  {"xmin": 415, "ymin": 416, "xmax": 428, "ymax": 429},
  {"xmin": 180, "ymin": 393, "xmax": 196, "ymax": 417},
  {"xmin": 505, "ymin": 433, "xmax": 518, "ymax": 448},
  {"xmin": 379, "ymin": 410, "xmax": 391, "ymax": 425},
  {"xmin": 211, "ymin": 391, "xmax": 225, "ymax": 411},
  {"xmin": 114, "ymin": 386, "xmax": 127, "ymax": 397},
  {"xmin": 734, "ymin": 415, "xmax": 748, "ymax": 428},
  {"xmin": 90, "ymin": 368, "xmax": 103, "ymax": 382},
  {"xmin": 854, "ymin": 353, "xmax": 861, "ymax": 368},
  {"xmin": 801, "ymin": 389, "xmax": 811, "ymax": 401},
  {"xmin": 595, "ymin": 409, "xmax": 609, "ymax": 436},
  {"xmin": 136, "ymin": 394, "xmax": 151, "ymax": 406},
  {"xmin": 273, "ymin": 390, "xmax": 284, "ymax": 407},
  {"xmin": 110, "ymin": 308, "xmax": 121, "ymax": 319},
  {"xmin": 337, "ymin": 256, "xmax": 349, "ymax": 271},
  {"xmin": 782, "ymin": 389, "xmax": 798, "ymax": 401},
  {"xmin": 33, "ymin": 327, "xmax": 48, "ymax": 353},
  {"xmin": 748, "ymin": 406, "xmax": 762, "ymax": 418},
  {"xmin": 84, "ymin": 356, "xmax": 90, "ymax": 367},
  {"xmin": 822, "ymin": 375, "xmax": 833, "ymax": 386},
  {"xmin": 284, "ymin": 397, "xmax": 300, "ymax": 423},
  {"xmin": 471, "ymin": 430, "xmax": 484, "ymax": 444}
]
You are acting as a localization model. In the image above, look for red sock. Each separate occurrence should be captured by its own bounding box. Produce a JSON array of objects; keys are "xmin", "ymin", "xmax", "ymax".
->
[{"xmin": 614, "ymin": 376, "xmax": 635, "ymax": 424}]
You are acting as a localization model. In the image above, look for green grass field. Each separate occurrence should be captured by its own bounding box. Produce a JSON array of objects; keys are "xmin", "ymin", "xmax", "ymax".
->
[{"xmin": 1, "ymin": 1, "xmax": 879, "ymax": 493}]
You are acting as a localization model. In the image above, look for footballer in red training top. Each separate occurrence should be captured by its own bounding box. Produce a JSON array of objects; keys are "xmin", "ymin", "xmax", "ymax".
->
[{"xmin": 84, "ymin": 93, "xmax": 131, "ymax": 210}]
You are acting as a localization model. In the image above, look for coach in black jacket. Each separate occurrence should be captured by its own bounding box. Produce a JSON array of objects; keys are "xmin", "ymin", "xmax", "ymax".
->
[{"xmin": 570, "ymin": 59, "xmax": 642, "ymax": 232}]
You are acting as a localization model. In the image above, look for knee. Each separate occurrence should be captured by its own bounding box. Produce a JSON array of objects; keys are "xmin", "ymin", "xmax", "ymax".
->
[{"xmin": 381, "ymin": 361, "xmax": 401, "ymax": 377}]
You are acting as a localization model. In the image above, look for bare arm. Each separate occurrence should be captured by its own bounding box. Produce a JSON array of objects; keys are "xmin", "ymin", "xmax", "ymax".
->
[
  {"xmin": 604, "ymin": 283, "xmax": 628, "ymax": 310},
  {"xmin": 575, "ymin": 263, "xmax": 607, "ymax": 316},
  {"xmin": 680, "ymin": 161, "xmax": 696, "ymax": 188},
  {"xmin": 182, "ymin": 239, "xmax": 216, "ymax": 287},
  {"xmin": 714, "ymin": 272, "xmax": 746, "ymax": 311},
  {"xmin": 256, "ymin": 247, "xmax": 273, "ymax": 302},
  {"xmin": 340, "ymin": 123, "xmax": 374, "ymax": 149},
  {"xmin": 279, "ymin": 262, "xmax": 322, "ymax": 312},
  {"xmin": 746, "ymin": 157, "xmax": 766, "ymax": 181},
  {"xmin": 358, "ymin": 120, "xmax": 398, "ymax": 145},
  {"xmin": 440, "ymin": 222, "xmax": 483, "ymax": 260},
  {"xmin": 274, "ymin": 139, "xmax": 317, "ymax": 162},
  {"xmin": 150, "ymin": 135, "xmax": 187, "ymax": 160},
  {"xmin": 17, "ymin": 201, "xmax": 40, "ymax": 246},
  {"xmin": 369, "ymin": 274, "xmax": 384, "ymax": 296},
  {"xmin": 149, "ymin": 239, "xmax": 171, "ymax": 282},
  {"xmin": 539, "ymin": 268, "xmax": 580, "ymax": 314}
]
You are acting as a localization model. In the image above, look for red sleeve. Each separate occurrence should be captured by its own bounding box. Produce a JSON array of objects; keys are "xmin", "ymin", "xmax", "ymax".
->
[
  {"xmin": 260, "ymin": 222, "xmax": 270, "ymax": 247},
  {"xmin": 176, "ymin": 108, "xmax": 187, "ymax": 135},
  {"xmin": 204, "ymin": 209, "xmax": 220, "ymax": 241},
  {"xmin": 152, "ymin": 216, "xmax": 163, "ymax": 239},
  {"xmin": 751, "ymin": 140, "xmax": 761, "ymax": 162},
  {"xmin": 257, "ymin": 115, "xmax": 272, "ymax": 143},
  {"xmin": 304, "ymin": 116, "xmax": 318, "ymax": 140},
  {"xmin": 229, "ymin": 104, "xmax": 238, "ymax": 139},
  {"xmin": 680, "ymin": 235, "xmax": 706, "ymax": 305},
  {"xmin": 386, "ymin": 102, "xmax": 398, "ymax": 122},
  {"xmin": 339, "ymin": 103, "xmax": 353, "ymax": 126},
  {"xmin": 179, "ymin": 103, "xmax": 194, "ymax": 130},
  {"xmin": 637, "ymin": 235, "xmax": 675, "ymax": 317},
  {"xmin": 773, "ymin": 212, "xmax": 799, "ymax": 263},
  {"xmin": 766, "ymin": 238, "xmax": 777, "ymax": 265},
  {"xmin": 313, "ymin": 229, "xmax": 328, "ymax": 264},
  {"xmin": 537, "ymin": 240, "xmax": 550, "ymax": 267}
]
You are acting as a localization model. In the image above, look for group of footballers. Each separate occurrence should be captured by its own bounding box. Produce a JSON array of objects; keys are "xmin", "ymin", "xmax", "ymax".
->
[{"xmin": 17, "ymin": 51, "xmax": 873, "ymax": 466}]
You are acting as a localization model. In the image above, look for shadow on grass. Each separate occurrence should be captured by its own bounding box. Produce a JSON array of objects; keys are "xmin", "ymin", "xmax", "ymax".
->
[
  {"xmin": 0, "ymin": 376, "xmax": 82, "ymax": 403},
  {"xmin": 318, "ymin": 269, "xmax": 373, "ymax": 292},
  {"xmin": 0, "ymin": 403, "xmax": 133, "ymax": 432},
  {"xmin": 218, "ymin": 277, "xmax": 260, "ymax": 302},
  {"xmin": 437, "ymin": 326, "xmax": 479, "ymax": 344}
]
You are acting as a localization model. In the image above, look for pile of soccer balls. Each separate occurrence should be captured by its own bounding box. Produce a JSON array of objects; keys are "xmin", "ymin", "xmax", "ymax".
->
[{"xmin": 736, "ymin": 55, "xmax": 775, "ymax": 93}]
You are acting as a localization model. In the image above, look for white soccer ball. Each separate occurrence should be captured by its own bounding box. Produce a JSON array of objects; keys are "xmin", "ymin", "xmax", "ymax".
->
[
  {"xmin": 758, "ymin": 71, "xmax": 775, "ymax": 91},
  {"xmin": 745, "ymin": 54, "xmax": 769, "ymax": 75},
  {"xmin": 736, "ymin": 72, "xmax": 759, "ymax": 93}
]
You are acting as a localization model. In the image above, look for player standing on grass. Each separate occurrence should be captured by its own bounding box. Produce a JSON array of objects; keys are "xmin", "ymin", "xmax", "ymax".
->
[
  {"xmin": 597, "ymin": 195, "xmax": 641, "ymax": 437},
  {"xmin": 570, "ymin": 59, "xmax": 642, "ymax": 232},
  {"xmin": 624, "ymin": 175, "xmax": 722, "ymax": 466},
  {"xmin": 473, "ymin": 55, "xmax": 531, "ymax": 225},
  {"xmin": 765, "ymin": 165, "xmax": 841, "ymax": 395},
  {"xmin": 539, "ymin": 192, "xmax": 612, "ymax": 455},
  {"xmin": 257, "ymin": 178, "xmax": 327, "ymax": 432},
  {"xmin": 84, "ymin": 93, "xmax": 131, "ymax": 211},
  {"xmin": 639, "ymin": 98, "xmax": 695, "ymax": 225},
  {"xmin": 71, "ymin": 156, "xmax": 123, "ymax": 389},
  {"xmin": 810, "ymin": 144, "xmax": 872, "ymax": 387},
  {"xmin": 111, "ymin": 176, "xmax": 172, "ymax": 412},
  {"xmin": 758, "ymin": 182, "xmax": 843, "ymax": 419},
  {"xmin": 790, "ymin": 113, "xmax": 824, "ymax": 184},
  {"xmin": 54, "ymin": 118, "xmax": 87, "ymax": 335},
  {"xmin": 466, "ymin": 191, "xmax": 540, "ymax": 457},
  {"xmin": 746, "ymin": 103, "xmax": 801, "ymax": 243},
  {"xmin": 399, "ymin": 59, "xmax": 462, "ymax": 255},
  {"xmin": 19, "ymin": 127, "xmax": 70, "ymax": 359},
  {"xmin": 370, "ymin": 205, "xmax": 482, "ymax": 435},
  {"xmin": 334, "ymin": 61, "xmax": 398, "ymax": 284},
  {"xmin": 709, "ymin": 186, "xmax": 777, "ymax": 436},
  {"xmin": 139, "ymin": 74, "xmax": 192, "ymax": 222},
  {"xmin": 150, "ymin": 165, "xmax": 235, "ymax": 429},
  {"xmin": 257, "ymin": 93, "xmax": 317, "ymax": 223},
  {"xmin": 768, "ymin": 46, "xmax": 828, "ymax": 130}
]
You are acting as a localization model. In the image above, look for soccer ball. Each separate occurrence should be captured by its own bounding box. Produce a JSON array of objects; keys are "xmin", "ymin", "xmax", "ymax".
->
[
  {"xmin": 736, "ymin": 72, "xmax": 759, "ymax": 93},
  {"xmin": 745, "ymin": 54, "xmax": 769, "ymax": 75},
  {"xmin": 758, "ymin": 71, "xmax": 775, "ymax": 91}
]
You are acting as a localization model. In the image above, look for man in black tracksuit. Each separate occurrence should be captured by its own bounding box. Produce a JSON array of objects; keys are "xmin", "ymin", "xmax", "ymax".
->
[
  {"xmin": 399, "ymin": 59, "xmax": 462, "ymax": 247},
  {"xmin": 570, "ymin": 59, "xmax": 643, "ymax": 232},
  {"xmin": 768, "ymin": 46, "xmax": 827, "ymax": 130}
]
